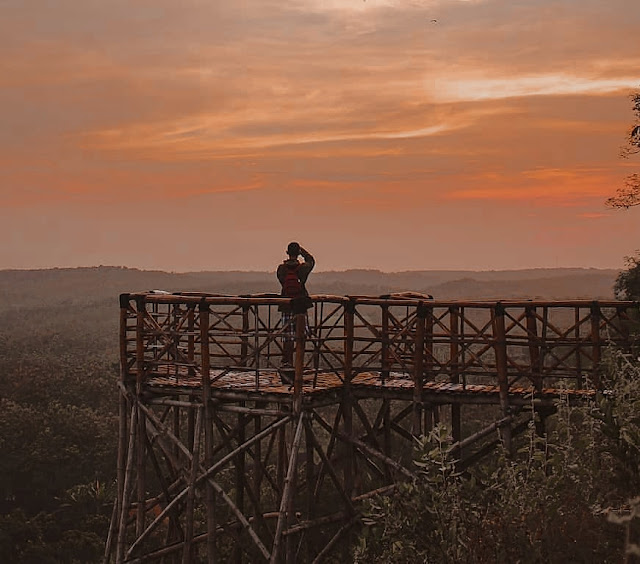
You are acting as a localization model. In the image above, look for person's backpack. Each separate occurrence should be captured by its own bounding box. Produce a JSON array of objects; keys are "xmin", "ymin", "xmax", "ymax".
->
[{"xmin": 282, "ymin": 263, "xmax": 304, "ymax": 298}]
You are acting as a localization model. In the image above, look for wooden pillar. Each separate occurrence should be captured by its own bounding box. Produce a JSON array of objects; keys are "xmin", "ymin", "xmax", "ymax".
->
[
  {"xmin": 575, "ymin": 307, "xmax": 583, "ymax": 389},
  {"xmin": 182, "ymin": 410, "xmax": 202, "ymax": 564},
  {"xmin": 135, "ymin": 297, "xmax": 147, "ymax": 538},
  {"xmin": 187, "ymin": 306, "xmax": 196, "ymax": 451},
  {"xmin": 253, "ymin": 401, "xmax": 264, "ymax": 529},
  {"xmin": 381, "ymin": 305, "xmax": 392, "ymax": 472},
  {"xmin": 343, "ymin": 300, "xmax": 355, "ymax": 498},
  {"xmin": 234, "ymin": 405, "xmax": 246, "ymax": 564},
  {"xmin": 381, "ymin": 305, "xmax": 390, "ymax": 382},
  {"xmin": 493, "ymin": 303, "xmax": 512, "ymax": 454},
  {"xmin": 526, "ymin": 305, "xmax": 542, "ymax": 392},
  {"xmin": 590, "ymin": 302, "xmax": 602, "ymax": 388},
  {"xmin": 304, "ymin": 416, "xmax": 315, "ymax": 562},
  {"xmin": 116, "ymin": 404, "xmax": 138, "ymax": 564},
  {"xmin": 424, "ymin": 304, "xmax": 435, "ymax": 433},
  {"xmin": 271, "ymin": 415, "xmax": 304, "ymax": 564},
  {"xmin": 277, "ymin": 421, "xmax": 286, "ymax": 496},
  {"xmin": 412, "ymin": 303, "xmax": 427, "ymax": 436},
  {"xmin": 293, "ymin": 313, "xmax": 306, "ymax": 415},
  {"xmin": 111, "ymin": 296, "xmax": 131, "ymax": 562},
  {"xmin": 527, "ymin": 304, "xmax": 546, "ymax": 437},
  {"xmin": 199, "ymin": 301, "xmax": 216, "ymax": 563},
  {"xmin": 449, "ymin": 305, "xmax": 461, "ymax": 445},
  {"xmin": 241, "ymin": 305, "xmax": 250, "ymax": 367}
]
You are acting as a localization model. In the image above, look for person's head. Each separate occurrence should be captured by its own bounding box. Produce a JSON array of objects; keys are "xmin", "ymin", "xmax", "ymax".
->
[{"xmin": 286, "ymin": 241, "xmax": 301, "ymax": 258}]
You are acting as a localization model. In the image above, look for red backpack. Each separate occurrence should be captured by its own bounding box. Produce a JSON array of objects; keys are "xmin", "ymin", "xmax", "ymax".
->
[{"xmin": 282, "ymin": 263, "xmax": 303, "ymax": 298}]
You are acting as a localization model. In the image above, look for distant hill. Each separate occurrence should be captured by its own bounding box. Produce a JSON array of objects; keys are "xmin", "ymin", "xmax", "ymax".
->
[{"xmin": 0, "ymin": 266, "xmax": 620, "ymax": 311}]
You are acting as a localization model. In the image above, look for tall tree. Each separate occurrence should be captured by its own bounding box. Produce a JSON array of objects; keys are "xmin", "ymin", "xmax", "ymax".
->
[{"xmin": 607, "ymin": 92, "xmax": 640, "ymax": 209}]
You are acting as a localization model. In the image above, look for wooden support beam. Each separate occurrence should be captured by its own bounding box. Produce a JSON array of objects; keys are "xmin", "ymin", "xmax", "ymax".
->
[
  {"xmin": 116, "ymin": 404, "xmax": 138, "ymax": 564},
  {"xmin": 312, "ymin": 412, "xmax": 416, "ymax": 481},
  {"xmin": 493, "ymin": 303, "xmax": 512, "ymax": 455},
  {"xmin": 590, "ymin": 302, "xmax": 602, "ymax": 388},
  {"xmin": 412, "ymin": 303, "xmax": 427, "ymax": 436},
  {"xmin": 200, "ymin": 301, "xmax": 217, "ymax": 563},
  {"xmin": 182, "ymin": 409, "xmax": 202, "ymax": 564},
  {"xmin": 449, "ymin": 305, "xmax": 461, "ymax": 445},
  {"xmin": 234, "ymin": 404, "xmax": 246, "ymax": 564},
  {"xmin": 381, "ymin": 305, "xmax": 390, "ymax": 382},
  {"xmin": 343, "ymin": 300, "xmax": 355, "ymax": 499},
  {"xmin": 135, "ymin": 298, "xmax": 147, "ymax": 538},
  {"xmin": 271, "ymin": 413, "xmax": 305, "ymax": 564},
  {"xmin": 106, "ymin": 302, "xmax": 130, "ymax": 564},
  {"xmin": 310, "ymin": 516, "xmax": 359, "ymax": 564},
  {"xmin": 127, "ymin": 414, "xmax": 290, "ymax": 558},
  {"xmin": 294, "ymin": 313, "xmax": 306, "ymax": 415},
  {"xmin": 526, "ymin": 305, "xmax": 542, "ymax": 392},
  {"xmin": 304, "ymin": 417, "xmax": 355, "ymax": 517},
  {"xmin": 241, "ymin": 305, "xmax": 250, "ymax": 367}
]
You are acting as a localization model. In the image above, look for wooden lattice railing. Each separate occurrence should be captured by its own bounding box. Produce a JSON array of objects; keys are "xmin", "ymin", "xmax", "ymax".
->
[{"xmin": 120, "ymin": 293, "xmax": 639, "ymax": 395}]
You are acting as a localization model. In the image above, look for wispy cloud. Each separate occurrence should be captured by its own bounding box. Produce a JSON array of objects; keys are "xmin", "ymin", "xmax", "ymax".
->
[{"xmin": 433, "ymin": 74, "xmax": 639, "ymax": 103}]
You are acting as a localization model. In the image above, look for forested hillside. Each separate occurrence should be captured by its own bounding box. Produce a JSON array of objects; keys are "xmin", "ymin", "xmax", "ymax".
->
[{"xmin": 0, "ymin": 266, "xmax": 624, "ymax": 562}]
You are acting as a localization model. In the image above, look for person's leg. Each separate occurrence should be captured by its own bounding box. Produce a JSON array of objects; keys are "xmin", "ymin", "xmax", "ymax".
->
[
  {"xmin": 282, "ymin": 340, "xmax": 294, "ymax": 366},
  {"xmin": 280, "ymin": 313, "xmax": 295, "ymax": 384}
]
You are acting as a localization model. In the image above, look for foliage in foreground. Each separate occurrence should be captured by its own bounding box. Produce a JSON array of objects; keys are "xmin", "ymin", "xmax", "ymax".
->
[
  {"xmin": 355, "ymin": 350, "xmax": 640, "ymax": 563},
  {"xmin": 615, "ymin": 252, "xmax": 640, "ymax": 301},
  {"xmin": 606, "ymin": 90, "xmax": 640, "ymax": 209}
]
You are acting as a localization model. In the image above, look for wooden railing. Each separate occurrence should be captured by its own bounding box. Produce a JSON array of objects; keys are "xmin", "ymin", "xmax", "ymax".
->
[{"xmin": 120, "ymin": 293, "xmax": 639, "ymax": 397}]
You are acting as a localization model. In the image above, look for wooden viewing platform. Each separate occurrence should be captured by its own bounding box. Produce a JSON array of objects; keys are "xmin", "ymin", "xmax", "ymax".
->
[{"xmin": 106, "ymin": 293, "xmax": 639, "ymax": 563}]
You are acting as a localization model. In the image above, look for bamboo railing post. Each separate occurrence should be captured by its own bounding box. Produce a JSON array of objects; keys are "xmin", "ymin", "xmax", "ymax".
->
[
  {"xmin": 381, "ymin": 305, "xmax": 392, "ymax": 474},
  {"xmin": 199, "ymin": 301, "xmax": 216, "ymax": 563},
  {"xmin": 186, "ymin": 306, "xmax": 195, "ymax": 452},
  {"xmin": 493, "ymin": 303, "xmax": 512, "ymax": 454},
  {"xmin": 591, "ymin": 302, "xmax": 602, "ymax": 388},
  {"xmin": 313, "ymin": 302, "xmax": 321, "ymax": 380},
  {"xmin": 412, "ymin": 303, "xmax": 427, "ymax": 436},
  {"xmin": 381, "ymin": 304, "xmax": 390, "ymax": 382},
  {"xmin": 343, "ymin": 300, "xmax": 355, "ymax": 498},
  {"xmin": 574, "ymin": 307, "xmax": 583, "ymax": 389},
  {"xmin": 449, "ymin": 305, "xmax": 461, "ymax": 445},
  {"xmin": 526, "ymin": 305, "xmax": 542, "ymax": 392},
  {"xmin": 423, "ymin": 304, "xmax": 435, "ymax": 433},
  {"xmin": 241, "ymin": 305, "xmax": 250, "ymax": 367},
  {"xmin": 527, "ymin": 305, "xmax": 548, "ymax": 436},
  {"xmin": 293, "ymin": 313, "xmax": 306, "ymax": 416}
]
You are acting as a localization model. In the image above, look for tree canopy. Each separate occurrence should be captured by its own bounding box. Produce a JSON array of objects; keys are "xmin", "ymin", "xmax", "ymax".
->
[{"xmin": 606, "ymin": 92, "xmax": 640, "ymax": 209}]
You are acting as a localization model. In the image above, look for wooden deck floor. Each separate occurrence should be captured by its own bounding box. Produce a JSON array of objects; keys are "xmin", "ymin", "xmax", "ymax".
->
[{"xmin": 144, "ymin": 368, "xmax": 597, "ymax": 404}]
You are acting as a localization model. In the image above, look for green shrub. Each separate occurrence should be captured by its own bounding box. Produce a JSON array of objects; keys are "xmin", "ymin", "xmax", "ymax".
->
[{"xmin": 355, "ymin": 349, "xmax": 640, "ymax": 563}]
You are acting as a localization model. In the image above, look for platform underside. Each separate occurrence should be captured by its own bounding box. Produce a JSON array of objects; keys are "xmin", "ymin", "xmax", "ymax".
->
[{"xmin": 144, "ymin": 368, "xmax": 596, "ymax": 406}]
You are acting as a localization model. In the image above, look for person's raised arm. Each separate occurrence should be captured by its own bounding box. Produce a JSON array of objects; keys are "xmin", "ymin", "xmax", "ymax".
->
[{"xmin": 299, "ymin": 247, "xmax": 315, "ymax": 272}]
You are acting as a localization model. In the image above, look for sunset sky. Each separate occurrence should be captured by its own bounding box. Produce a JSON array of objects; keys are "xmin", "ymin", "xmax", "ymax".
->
[{"xmin": 1, "ymin": 0, "xmax": 639, "ymax": 272}]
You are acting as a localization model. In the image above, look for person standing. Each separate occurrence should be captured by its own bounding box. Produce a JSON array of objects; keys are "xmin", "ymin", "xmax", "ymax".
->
[{"xmin": 277, "ymin": 242, "xmax": 315, "ymax": 380}]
